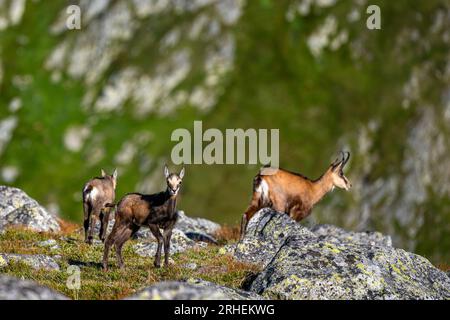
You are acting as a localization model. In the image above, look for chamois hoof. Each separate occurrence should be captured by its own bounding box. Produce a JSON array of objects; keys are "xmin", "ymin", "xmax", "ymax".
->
[
  {"xmin": 154, "ymin": 262, "xmax": 161, "ymax": 269},
  {"xmin": 85, "ymin": 238, "xmax": 93, "ymax": 245}
]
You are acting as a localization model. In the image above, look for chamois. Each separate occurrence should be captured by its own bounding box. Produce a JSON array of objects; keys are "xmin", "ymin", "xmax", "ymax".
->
[
  {"xmin": 82, "ymin": 169, "xmax": 117, "ymax": 244},
  {"xmin": 102, "ymin": 165, "xmax": 185, "ymax": 270},
  {"xmin": 240, "ymin": 152, "xmax": 351, "ymax": 240}
]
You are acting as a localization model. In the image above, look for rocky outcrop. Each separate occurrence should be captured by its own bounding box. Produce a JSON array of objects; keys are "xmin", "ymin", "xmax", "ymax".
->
[
  {"xmin": 310, "ymin": 224, "xmax": 392, "ymax": 247},
  {"xmin": 235, "ymin": 209, "xmax": 450, "ymax": 300},
  {"xmin": 133, "ymin": 229, "xmax": 206, "ymax": 257},
  {"xmin": 0, "ymin": 275, "xmax": 67, "ymax": 300},
  {"xmin": 132, "ymin": 210, "xmax": 220, "ymax": 243},
  {"xmin": 174, "ymin": 211, "xmax": 221, "ymax": 243},
  {"xmin": 0, "ymin": 186, "xmax": 60, "ymax": 232},
  {"xmin": 0, "ymin": 253, "xmax": 60, "ymax": 271},
  {"xmin": 233, "ymin": 208, "xmax": 315, "ymax": 267},
  {"xmin": 127, "ymin": 278, "xmax": 263, "ymax": 300}
]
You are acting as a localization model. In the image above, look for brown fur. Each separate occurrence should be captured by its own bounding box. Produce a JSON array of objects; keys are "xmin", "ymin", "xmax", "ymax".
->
[
  {"xmin": 82, "ymin": 169, "xmax": 117, "ymax": 244},
  {"xmin": 240, "ymin": 152, "xmax": 351, "ymax": 240},
  {"xmin": 102, "ymin": 166, "xmax": 184, "ymax": 270}
]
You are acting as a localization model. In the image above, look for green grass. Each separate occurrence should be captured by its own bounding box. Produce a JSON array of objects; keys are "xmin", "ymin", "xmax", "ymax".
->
[{"xmin": 0, "ymin": 226, "xmax": 259, "ymax": 300}]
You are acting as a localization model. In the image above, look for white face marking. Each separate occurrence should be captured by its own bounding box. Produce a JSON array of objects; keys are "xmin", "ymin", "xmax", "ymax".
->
[{"xmin": 167, "ymin": 175, "xmax": 182, "ymax": 195}]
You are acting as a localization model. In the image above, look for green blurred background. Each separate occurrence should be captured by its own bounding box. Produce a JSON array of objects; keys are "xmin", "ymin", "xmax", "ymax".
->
[{"xmin": 0, "ymin": 0, "xmax": 449, "ymax": 263}]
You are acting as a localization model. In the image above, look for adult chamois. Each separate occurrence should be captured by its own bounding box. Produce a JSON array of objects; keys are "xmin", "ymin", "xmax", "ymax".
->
[
  {"xmin": 240, "ymin": 152, "xmax": 352, "ymax": 240},
  {"xmin": 102, "ymin": 165, "xmax": 185, "ymax": 270},
  {"xmin": 82, "ymin": 169, "xmax": 117, "ymax": 244}
]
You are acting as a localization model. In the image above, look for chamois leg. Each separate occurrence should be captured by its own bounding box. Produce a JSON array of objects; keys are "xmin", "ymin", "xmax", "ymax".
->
[
  {"xmin": 163, "ymin": 224, "xmax": 175, "ymax": 267},
  {"xmin": 240, "ymin": 193, "xmax": 261, "ymax": 241},
  {"xmin": 99, "ymin": 206, "xmax": 112, "ymax": 242},
  {"xmin": 115, "ymin": 225, "xmax": 133, "ymax": 270},
  {"xmin": 102, "ymin": 221, "xmax": 119, "ymax": 271},
  {"xmin": 83, "ymin": 201, "xmax": 91, "ymax": 243},
  {"xmin": 87, "ymin": 207, "xmax": 100, "ymax": 245},
  {"xmin": 149, "ymin": 225, "xmax": 163, "ymax": 268}
]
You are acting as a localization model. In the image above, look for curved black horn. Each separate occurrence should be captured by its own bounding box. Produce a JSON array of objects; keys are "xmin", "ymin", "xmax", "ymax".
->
[{"xmin": 343, "ymin": 151, "xmax": 350, "ymax": 166}]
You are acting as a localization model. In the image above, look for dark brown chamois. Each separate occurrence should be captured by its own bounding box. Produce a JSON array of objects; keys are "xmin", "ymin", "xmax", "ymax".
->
[
  {"xmin": 240, "ymin": 152, "xmax": 352, "ymax": 240},
  {"xmin": 102, "ymin": 165, "xmax": 185, "ymax": 270},
  {"xmin": 82, "ymin": 169, "xmax": 117, "ymax": 244}
]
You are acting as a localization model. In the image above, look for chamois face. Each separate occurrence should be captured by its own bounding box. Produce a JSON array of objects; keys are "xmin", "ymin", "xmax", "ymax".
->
[
  {"xmin": 329, "ymin": 152, "xmax": 352, "ymax": 191},
  {"xmin": 101, "ymin": 168, "xmax": 118, "ymax": 189},
  {"xmin": 164, "ymin": 166, "xmax": 185, "ymax": 196}
]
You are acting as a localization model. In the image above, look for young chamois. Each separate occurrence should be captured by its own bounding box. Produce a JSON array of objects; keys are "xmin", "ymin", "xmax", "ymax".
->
[
  {"xmin": 240, "ymin": 152, "xmax": 351, "ymax": 240},
  {"xmin": 102, "ymin": 165, "xmax": 185, "ymax": 271},
  {"xmin": 82, "ymin": 169, "xmax": 117, "ymax": 244}
]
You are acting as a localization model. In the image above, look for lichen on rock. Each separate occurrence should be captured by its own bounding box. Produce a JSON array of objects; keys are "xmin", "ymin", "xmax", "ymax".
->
[
  {"xmin": 237, "ymin": 209, "xmax": 450, "ymax": 300},
  {"xmin": 232, "ymin": 208, "xmax": 315, "ymax": 267},
  {"xmin": 0, "ymin": 253, "xmax": 60, "ymax": 271},
  {"xmin": 126, "ymin": 278, "xmax": 264, "ymax": 300},
  {"xmin": 0, "ymin": 275, "xmax": 67, "ymax": 300},
  {"xmin": 0, "ymin": 186, "xmax": 60, "ymax": 232}
]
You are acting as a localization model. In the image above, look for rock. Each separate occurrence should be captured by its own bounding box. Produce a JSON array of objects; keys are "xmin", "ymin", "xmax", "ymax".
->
[
  {"xmin": 132, "ymin": 210, "xmax": 220, "ymax": 243},
  {"xmin": 175, "ymin": 210, "xmax": 221, "ymax": 239},
  {"xmin": 0, "ymin": 253, "xmax": 60, "ymax": 271},
  {"xmin": 0, "ymin": 275, "xmax": 68, "ymax": 300},
  {"xmin": 133, "ymin": 229, "xmax": 206, "ymax": 257},
  {"xmin": 234, "ymin": 208, "xmax": 316, "ymax": 267},
  {"xmin": 182, "ymin": 262, "xmax": 198, "ymax": 270},
  {"xmin": 0, "ymin": 186, "xmax": 60, "ymax": 232},
  {"xmin": 239, "ymin": 209, "xmax": 450, "ymax": 300},
  {"xmin": 310, "ymin": 224, "xmax": 392, "ymax": 247},
  {"xmin": 126, "ymin": 278, "xmax": 264, "ymax": 300},
  {"xmin": 93, "ymin": 217, "xmax": 115, "ymax": 236},
  {"xmin": 36, "ymin": 239, "xmax": 60, "ymax": 250},
  {"xmin": 184, "ymin": 232, "xmax": 218, "ymax": 244}
]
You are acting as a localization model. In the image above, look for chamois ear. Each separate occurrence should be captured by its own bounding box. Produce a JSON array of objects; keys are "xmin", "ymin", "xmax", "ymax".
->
[
  {"xmin": 112, "ymin": 168, "xmax": 118, "ymax": 180},
  {"xmin": 164, "ymin": 165, "xmax": 170, "ymax": 178},
  {"xmin": 101, "ymin": 169, "xmax": 106, "ymax": 177},
  {"xmin": 179, "ymin": 167, "xmax": 185, "ymax": 179}
]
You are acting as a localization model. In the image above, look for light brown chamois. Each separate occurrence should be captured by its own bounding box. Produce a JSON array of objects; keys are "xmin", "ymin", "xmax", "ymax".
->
[
  {"xmin": 102, "ymin": 165, "xmax": 185, "ymax": 271},
  {"xmin": 240, "ymin": 152, "xmax": 351, "ymax": 240},
  {"xmin": 82, "ymin": 169, "xmax": 117, "ymax": 244}
]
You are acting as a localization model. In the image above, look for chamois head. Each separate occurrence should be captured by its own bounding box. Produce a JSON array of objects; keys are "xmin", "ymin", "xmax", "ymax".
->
[
  {"xmin": 164, "ymin": 165, "xmax": 185, "ymax": 196},
  {"xmin": 328, "ymin": 152, "xmax": 351, "ymax": 191},
  {"xmin": 101, "ymin": 168, "xmax": 118, "ymax": 189}
]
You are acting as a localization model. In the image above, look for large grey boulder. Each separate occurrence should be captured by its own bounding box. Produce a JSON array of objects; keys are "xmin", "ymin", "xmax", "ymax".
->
[
  {"xmin": 0, "ymin": 275, "xmax": 67, "ymax": 300},
  {"xmin": 310, "ymin": 224, "xmax": 392, "ymax": 247},
  {"xmin": 0, "ymin": 253, "xmax": 60, "ymax": 271},
  {"xmin": 0, "ymin": 186, "xmax": 60, "ymax": 232},
  {"xmin": 237, "ymin": 209, "xmax": 450, "ymax": 300},
  {"xmin": 127, "ymin": 278, "xmax": 263, "ymax": 300},
  {"xmin": 233, "ymin": 208, "xmax": 315, "ymax": 267}
]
